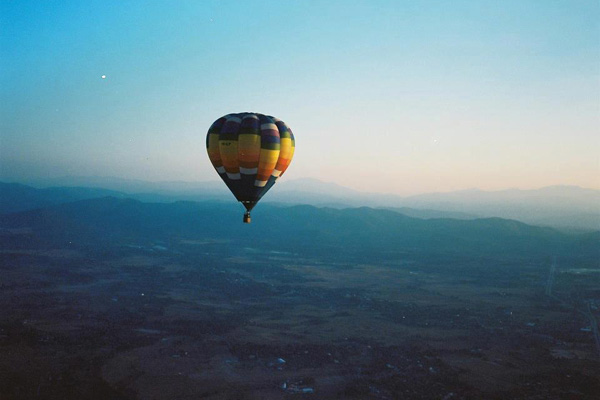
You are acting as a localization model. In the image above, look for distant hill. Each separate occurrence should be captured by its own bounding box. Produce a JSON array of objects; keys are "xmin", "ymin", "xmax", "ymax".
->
[
  {"xmin": 380, "ymin": 207, "xmax": 477, "ymax": 220},
  {"xmin": 0, "ymin": 181, "xmax": 233, "ymax": 214},
  {"xmin": 0, "ymin": 182, "xmax": 476, "ymax": 222},
  {"xmin": 0, "ymin": 182, "xmax": 127, "ymax": 214},
  {"xmin": 270, "ymin": 182, "xmax": 600, "ymax": 231},
  {"xmin": 1, "ymin": 197, "xmax": 597, "ymax": 262},
  {"xmin": 270, "ymin": 180, "xmax": 600, "ymax": 232},
  {"xmin": 6, "ymin": 178, "xmax": 600, "ymax": 231},
  {"xmin": 399, "ymin": 185, "xmax": 600, "ymax": 231},
  {"xmin": 21, "ymin": 175, "xmax": 226, "ymax": 194}
]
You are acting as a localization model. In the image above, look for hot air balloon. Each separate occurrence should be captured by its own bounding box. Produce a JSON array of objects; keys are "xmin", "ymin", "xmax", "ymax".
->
[{"xmin": 206, "ymin": 112, "xmax": 295, "ymax": 223}]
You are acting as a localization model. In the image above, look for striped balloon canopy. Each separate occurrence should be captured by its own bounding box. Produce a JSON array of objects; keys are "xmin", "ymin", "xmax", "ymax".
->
[{"xmin": 206, "ymin": 112, "xmax": 295, "ymax": 223}]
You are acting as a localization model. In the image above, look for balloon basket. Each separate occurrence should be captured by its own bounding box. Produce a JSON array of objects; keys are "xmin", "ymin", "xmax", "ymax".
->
[{"xmin": 243, "ymin": 212, "xmax": 251, "ymax": 224}]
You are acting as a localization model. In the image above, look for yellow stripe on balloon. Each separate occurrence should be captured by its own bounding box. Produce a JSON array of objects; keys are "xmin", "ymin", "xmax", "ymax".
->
[
  {"xmin": 256, "ymin": 148, "xmax": 279, "ymax": 182},
  {"xmin": 278, "ymin": 144, "xmax": 295, "ymax": 177},
  {"xmin": 219, "ymin": 140, "xmax": 239, "ymax": 175},
  {"xmin": 273, "ymin": 137, "xmax": 292, "ymax": 174},
  {"xmin": 238, "ymin": 134, "xmax": 261, "ymax": 170}
]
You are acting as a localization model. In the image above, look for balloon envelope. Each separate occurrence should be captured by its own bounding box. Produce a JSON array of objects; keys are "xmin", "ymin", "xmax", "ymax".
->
[{"xmin": 206, "ymin": 112, "xmax": 295, "ymax": 219}]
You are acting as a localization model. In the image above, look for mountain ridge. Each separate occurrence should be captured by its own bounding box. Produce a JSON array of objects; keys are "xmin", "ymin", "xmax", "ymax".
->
[
  {"xmin": 3, "ymin": 179, "xmax": 598, "ymax": 231},
  {"xmin": 1, "ymin": 196, "xmax": 597, "ymax": 262}
]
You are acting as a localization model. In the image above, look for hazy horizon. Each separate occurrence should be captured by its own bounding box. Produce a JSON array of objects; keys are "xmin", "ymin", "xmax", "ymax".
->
[
  {"xmin": 2, "ymin": 1, "xmax": 599, "ymax": 195},
  {"xmin": 4, "ymin": 174, "xmax": 600, "ymax": 198}
]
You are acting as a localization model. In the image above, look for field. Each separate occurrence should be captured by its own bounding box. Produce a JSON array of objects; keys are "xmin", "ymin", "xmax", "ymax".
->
[{"xmin": 1, "ymin": 234, "xmax": 598, "ymax": 400}]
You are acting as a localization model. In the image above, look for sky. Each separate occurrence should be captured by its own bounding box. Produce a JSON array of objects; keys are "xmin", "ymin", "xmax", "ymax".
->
[{"xmin": 1, "ymin": 0, "xmax": 598, "ymax": 195}]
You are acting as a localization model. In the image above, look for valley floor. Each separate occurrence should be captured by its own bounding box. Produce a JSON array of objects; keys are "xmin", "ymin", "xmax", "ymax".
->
[{"xmin": 0, "ymin": 239, "xmax": 599, "ymax": 399}]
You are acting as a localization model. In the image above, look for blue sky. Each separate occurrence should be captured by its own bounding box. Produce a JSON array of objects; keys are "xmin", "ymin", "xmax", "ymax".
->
[{"xmin": 1, "ymin": 0, "xmax": 598, "ymax": 194}]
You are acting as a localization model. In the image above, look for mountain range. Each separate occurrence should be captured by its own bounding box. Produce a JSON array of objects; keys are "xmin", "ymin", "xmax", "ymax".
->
[
  {"xmin": 4, "ymin": 177, "xmax": 599, "ymax": 231},
  {"xmin": 1, "ymin": 195, "xmax": 598, "ymax": 263}
]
